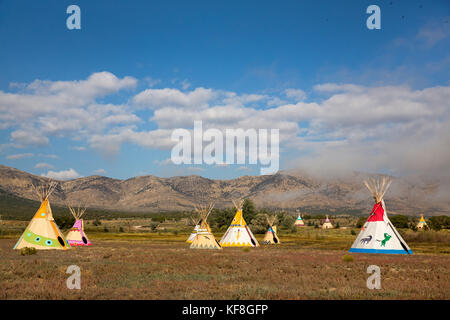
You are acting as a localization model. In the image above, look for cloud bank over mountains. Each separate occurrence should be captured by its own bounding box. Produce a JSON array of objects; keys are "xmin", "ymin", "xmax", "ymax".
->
[{"xmin": 1, "ymin": 71, "xmax": 449, "ymax": 179}]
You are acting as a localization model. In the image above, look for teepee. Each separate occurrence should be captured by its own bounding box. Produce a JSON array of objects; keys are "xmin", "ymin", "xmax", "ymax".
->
[
  {"xmin": 66, "ymin": 204, "xmax": 91, "ymax": 246},
  {"xmin": 14, "ymin": 182, "xmax": 70, "ymax": 250},
  {"xmin": 349, "ymin": 177, "xmax": 413, "ymax": 255},
  {"xmin": 294, "ymin": 211, "xmax": 305, "ymax": 227},
  {"xmin": 186, "ymin": 215, "xmax": 201, "ymax": 243},
  {"xmin": 262, "ymin": 215, "xmax": 280, "ymax": 244},
  {"xmin": 416, "ymin": 215, "xmax": 428, "ymax": 230},
  {"xmin": 190, "ymin": 203, "xmax": 222, "ymax": 250},
  {"xmin": 219, "ymin": 200, "xmax": 259, "ymax": 247},
  {"xmin": 321, "ymin": 215, "xmax": 334, "ymax": 229}
]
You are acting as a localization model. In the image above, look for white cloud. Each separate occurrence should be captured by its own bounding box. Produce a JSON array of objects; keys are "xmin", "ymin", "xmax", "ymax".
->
[
  {"xmin": 2, "ymin": 70, "xmax": 449, "ymax": 179},
  {"xmin": 313, "ymin": 83, "xmax": 365, "ymax": 93},
  {"xmin": 10, "ymin": 130, "xmax": 49, "ymax": 147},
  {"xmin": 93, "ymin": 168, "xmax": 106, "ymax": 175},
  {"xmin": 38, "ymin": 154, "xmax": 59, "ymax": 159},
  {"xmin": 41, "ymin": 168, "xmax": 81, "ymax": 180},
  {"xmin": 153, "ymin": 158, "xmax": 173, "ymax": 166},
  {"xmin": 35, "ymin": 162, "xmax": 54, "ymax": 169},
  {"xmin": 71, "ymin": 146, "xmax": 86, "ymax": 151},
  {"xmin": 181, "ymin": 79, "xmax": 191, "ymax": 90},
  {"xmin": 133, "ymin": 87, "xmax": 216, "ymax": 110},
  {"xmin": 6, "ymin": 153, "xmax": 33, "ymax": 160},
  {"xmin": 187, "ymin": 167, "xmax": 205, "ymax": 172},
  {"xmin": 284, "ymin": 88, "xmax": 306, "ymax": 101},
  {"xmin": 416, "ymin": 19, "xmax": 450, "ymax": 48},
  {"xmin": 0, "ymin": 72, "xmax": 138, "ymax": 147}
]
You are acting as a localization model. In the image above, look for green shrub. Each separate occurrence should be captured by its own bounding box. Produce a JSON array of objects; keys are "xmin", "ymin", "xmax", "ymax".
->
[
  {"xmin": 242, "ymin": 199, "xmax": 257, "ymax": 222},
  {"xmin": 390, "ymin": 215, "xmax": 409, "ymax": 229},
  {"xmin": 342, "ymin": 255, "xmax": 354, "ymax": 262},
  {"xmin": 103, "ymin": 226, "xmax": 109, "ymax": 232},
  {"xmin": 355, "ymin": 217, "xmax": 366, "ymax": 228},
  {"xmin": 20, "ymin": 247, "xmax": 37, "ymax": 256},
  {"xmin": 280, "ymin": 215, "xmax": 295, "ymax": 229},
  {"xmin": 249, "ymin": 214, "xmax": 270, "ymax": 234},
  {"xmin": 54, "ymin": 216, "xmax": 74, "ymax": 230},
  {"xmin": 351, "ymin": 229, "xmax": 356, "ymax": 235},
  {"xmin": 428, "ymin": 216, "xmax": 450, "ymax": 231},
  {"xmin": 119, "ymin": 226, "xmax": 124, "ymax": 232}
]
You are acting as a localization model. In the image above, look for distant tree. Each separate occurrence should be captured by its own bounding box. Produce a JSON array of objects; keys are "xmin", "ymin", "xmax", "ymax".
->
[
  {"xmin": 355, "ymin": 217, "xmax": 366, "ymax": 228},
  {"xmin": 390, "ymin": 215, "xmax": 409, "ymax": 229},
  {"xmin": 93, "ymin": 218, "xmax": 102, "ymax": 226},
  {"xmin": 249, "ymin": 213, "xmax": 269, "ymax": 234},
  {"xmin": 209, "ymin": 208, "xmax": 235, "ymax": 229},
  {"xmin": 280, "ymin": 214, "xmax": 295, "ymax": 229},
  {"xmin": 149, "ymin": 222, "xmax": 159, "ymax": 231},
  {"xmin": 335, "ymin": 222, "xmax": 340, "ymax": 229},
  {"xmin": 242, "ymin": 199, "xmax": 257, "ymax": 222},
  {"xmin": 152, "ymin": 215, "xmax": 165, "ymax": 223},
  {"xmin": 428, "ymin": 216, "xmax": 450, "ymax": 231},
  {"xmin": 54, "ymin": 216, "xmax": 73, "ymax": 230},
  {"xmin": 351, "ymin": 229, "xmax": 356, "ymax": 235}
]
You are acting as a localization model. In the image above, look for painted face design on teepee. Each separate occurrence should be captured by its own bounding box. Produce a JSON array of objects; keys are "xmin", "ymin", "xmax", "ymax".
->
[
  {"xmin": 14, "ymin": 183, "xmax": 70, "ymax": 250},
  {"xmin": 219, "ymin": 200, "xmax": 259, "ymax": 247}
]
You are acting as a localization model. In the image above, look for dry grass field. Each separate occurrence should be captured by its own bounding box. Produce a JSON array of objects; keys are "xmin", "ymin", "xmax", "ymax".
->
[{"xmin": 1, "ymin": 229, "xmax": 449, "ymax": 300}]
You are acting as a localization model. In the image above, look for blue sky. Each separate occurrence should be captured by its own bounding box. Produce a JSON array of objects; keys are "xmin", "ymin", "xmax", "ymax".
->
[{"xmin": 0, "ymin": 0, "xmax": 449, "ymax": 180}]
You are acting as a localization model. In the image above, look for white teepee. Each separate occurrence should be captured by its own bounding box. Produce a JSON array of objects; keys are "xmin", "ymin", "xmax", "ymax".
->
[
  {"xmin": 262, "ymin": 215, "xmax": 280, "ymax": 244},
  {"xmin": 294, "ymin": 210, "xmax": 305, "ymax": 227},
  {"xmin": 321, "ymin": 215, "xmax": 334, "ymax": 229},
  {"xmin": 219, "ymin": 200, "xmax": 259, "ymax": 247},
  {"xmin": 190, "ymin": 203, "xmax": 222, "ymax": 250},
  {"xmin": 66, "ymin": 204, "xmax": 91, "ymax": 246},
  {"xmin": 186, "ymin": 215, "xmax": 201, "ymax": 243},
  {"xmin": 14, "ymin": 182, "xmax": 70, "ymax": 250},
  {"xmin": 349, "ymin": 177, "xmax": 413, "ymax": 255}
]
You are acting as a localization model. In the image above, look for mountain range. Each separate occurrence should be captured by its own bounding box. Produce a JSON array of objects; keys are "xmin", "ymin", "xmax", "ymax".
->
[{"xmin": 0, "ymin": 164, "xmax": 448, "ymax": 216}]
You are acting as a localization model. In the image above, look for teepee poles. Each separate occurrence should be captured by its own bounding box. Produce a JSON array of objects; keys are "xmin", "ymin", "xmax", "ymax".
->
[{"xmin": 32, "ymin": 181, "xmax": 58, "ymax": 202}]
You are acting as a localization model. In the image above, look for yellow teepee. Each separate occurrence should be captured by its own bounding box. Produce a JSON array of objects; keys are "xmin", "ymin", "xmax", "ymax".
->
[
  {"xmin": 14, "ymin": 182, "xmax": 70, "ymax": 250},
  {"xmin": 416, "ymin": 214, "xmax": 428, "ymax": 230},
  {"xmin": 190, "ymin": 203, "xmax": 222, "ymax": 250},
  {"xmin": 219, "ymin": 200, "xmax": 259, "ymax": 247}
]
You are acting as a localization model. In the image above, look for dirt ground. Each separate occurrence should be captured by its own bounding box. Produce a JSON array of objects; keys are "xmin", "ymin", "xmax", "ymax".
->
[{"xmin": 0, "ymin": 238, "xmax": 448, "ymax": 300}]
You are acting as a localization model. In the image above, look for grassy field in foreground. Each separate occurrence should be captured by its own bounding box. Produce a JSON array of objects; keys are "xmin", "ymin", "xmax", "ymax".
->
[{"xmin": 1, "ymin": 234, "xmax": 449, "ymax": 300}]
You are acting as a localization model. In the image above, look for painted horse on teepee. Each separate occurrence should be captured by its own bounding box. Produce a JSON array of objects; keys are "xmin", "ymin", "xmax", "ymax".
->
[{"xmin": 349, "ymin": 177, "xmax": 413, "ymax": 255}]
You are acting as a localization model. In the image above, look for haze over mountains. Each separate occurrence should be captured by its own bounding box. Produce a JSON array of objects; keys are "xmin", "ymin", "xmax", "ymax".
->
[{"xmin": 0, "ymin": 165, "xmax": 448, "ymax": 216}]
